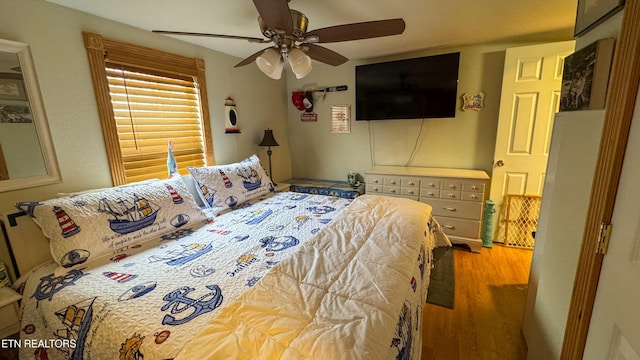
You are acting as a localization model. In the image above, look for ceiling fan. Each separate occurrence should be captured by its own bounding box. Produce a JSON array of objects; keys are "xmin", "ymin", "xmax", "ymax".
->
[{"xmin": 153, "ymin": 0, "xmax": 405, "ymax": 79}]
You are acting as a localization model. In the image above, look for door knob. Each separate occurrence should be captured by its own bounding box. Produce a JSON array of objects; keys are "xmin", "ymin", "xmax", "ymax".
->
[{"xmin": 496, "ymin": 160, "xmax": 505, "ymax": 167}]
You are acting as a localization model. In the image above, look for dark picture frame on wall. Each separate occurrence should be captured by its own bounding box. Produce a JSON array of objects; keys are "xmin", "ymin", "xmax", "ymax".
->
[
  {"xmin": 0, "ymin": 103, "xmax": 33, "ymax": 123},
  {"xmin": 0, "ymin": 74, "xmax": 26, "ymax": 101},
  {"xmin": 559, "ymin": 38, "xmax": 616, "ymax": 112},
  {"xmin": 575, "ymin": 0, "xmax": 625, "ymax": 36}
]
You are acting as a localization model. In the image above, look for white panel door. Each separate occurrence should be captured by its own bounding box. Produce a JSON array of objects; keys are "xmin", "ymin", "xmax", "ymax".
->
[
  {"xmin": 522, "ymin": 111, "xmax": 604, "ymax": 360},
  {"xmin": 582, "ymin": 93, "xmax": 640, "ymax": 360},
  {"xmin": 489, "ymin": 41, "xmax": 575, "ymax": 242}
]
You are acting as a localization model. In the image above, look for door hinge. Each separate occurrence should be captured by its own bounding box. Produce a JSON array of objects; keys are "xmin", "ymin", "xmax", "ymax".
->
[{"xmin": 596, "ymin": 223, "xmax": 612, "ymax": 255}]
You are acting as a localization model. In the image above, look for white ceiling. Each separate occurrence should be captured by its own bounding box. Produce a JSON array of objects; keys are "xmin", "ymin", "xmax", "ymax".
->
[{"xmin": 47, "ymin": 0, "xmax": 578, "ymax": 63}]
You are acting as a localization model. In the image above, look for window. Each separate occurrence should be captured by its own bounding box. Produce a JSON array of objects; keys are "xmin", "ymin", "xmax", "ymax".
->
[{"xmin": 83, "ymin": 32, "xmax": 214, "ymax": 185}]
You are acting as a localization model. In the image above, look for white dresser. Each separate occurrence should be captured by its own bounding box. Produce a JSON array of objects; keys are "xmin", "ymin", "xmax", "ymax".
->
[{"xmin": 365, "ymin": 166, "xmax": 490, "ymax": 253}]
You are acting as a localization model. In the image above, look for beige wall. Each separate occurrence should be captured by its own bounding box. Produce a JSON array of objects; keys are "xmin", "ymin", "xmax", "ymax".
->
[
  {"xmin": 0, "ymin": 0, "xmax": 289, "ymax": 212},
  {"xmin": 284, "ymin": 42, "xmax": 564, "ymax": 182}
]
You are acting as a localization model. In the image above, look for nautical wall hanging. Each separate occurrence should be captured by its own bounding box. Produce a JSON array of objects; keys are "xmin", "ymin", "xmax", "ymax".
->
[
  {"xmin": 224, "ymin": 97, "xmax": 240, "ymax": 133},
  {"xmin": 461, "ymin": 92, "xmax": 485, "ymax": 111}
]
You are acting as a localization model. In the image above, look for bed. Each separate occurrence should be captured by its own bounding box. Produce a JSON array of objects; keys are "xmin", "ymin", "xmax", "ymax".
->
[{"xmin": 8, "ymin": 155, "xmax": 451, "ymax": 360}]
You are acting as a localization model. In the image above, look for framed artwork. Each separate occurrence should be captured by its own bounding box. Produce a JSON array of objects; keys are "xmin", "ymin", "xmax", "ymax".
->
[
  {"xmin": 575, "ymin": 0, "xmax": 625, "ymax": 36},
  {"xmin": 461, "ymin": 92, "xmax": 485, "ymax": 111},
  {"xmin": 560, "ymin": 38, "xmax": 616, "ymax": 112},
  {"xmin": 330, "ymin": 105, "xmax": 350, "ymax": 133},
  {"xmin": 0, "ymin": 76, "xmax": 26, "ymax": 101},
  {"xmin": 0, "ymin": 102, "xmax": 33, "ymax": 123}
]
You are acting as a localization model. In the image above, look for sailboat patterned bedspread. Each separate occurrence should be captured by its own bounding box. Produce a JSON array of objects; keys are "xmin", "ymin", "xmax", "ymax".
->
[{"xmin": 15, "ymin": 192, "xmax": 449, "ymax": 360}]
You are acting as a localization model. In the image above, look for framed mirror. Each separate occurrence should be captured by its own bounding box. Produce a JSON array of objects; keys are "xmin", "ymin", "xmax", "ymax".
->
[{"xmin": 0, "ymin": 39, "xmax": 60, "ymax": 192}]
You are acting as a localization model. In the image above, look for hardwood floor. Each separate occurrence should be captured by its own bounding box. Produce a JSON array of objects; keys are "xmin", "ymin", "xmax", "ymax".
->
[{"xmin": 422, "ymin": 244, "xmax": 533, "ymax": 360}]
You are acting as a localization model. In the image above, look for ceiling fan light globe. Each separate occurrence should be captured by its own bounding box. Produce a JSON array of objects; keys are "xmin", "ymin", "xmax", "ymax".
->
[
  {"xmin": 256, "ymin": 48, "xmax": 283, "ymax": 79},
  {"xmin": 288, "ymin": 48, "xmax": 312, "ymax": 79},
  {"xmin": 271, "ymin": 60, "xmax": 285, "ymax": 79},
  {"xmin": 294, "ymin": 63, "xmax": 312, "ymax": 79}
]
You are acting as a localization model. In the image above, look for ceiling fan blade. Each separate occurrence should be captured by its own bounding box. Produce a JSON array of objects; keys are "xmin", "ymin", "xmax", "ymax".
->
[
  {"xmin": 252, "ymin": 0, "xmax": 293, "ymax": 34},
  {"xmin": 306, "ymin": 18, "xmax": 405, "ymax": 43},
  {"xmin": 234, "ymin": 47, "xmax": 272, "ymax": 68},
  {"xmin": 153, "ymin": 30, "xmax": 268, "ymax": 43},
  {"xmin": 305, "ymin": 44, "xmax": 348, "ymax": 66}
]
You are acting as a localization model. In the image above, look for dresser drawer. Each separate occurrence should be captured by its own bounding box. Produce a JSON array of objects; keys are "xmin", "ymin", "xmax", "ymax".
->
[
  {"xmin": 384, "ymin": 185, "xmax": 401, "ymax": 195},
  {"xmin": 401, "ymin": 178, "xmax": 420, "ymax": 188},
  {"xmin": 420, "ymin": 189, "xmax": 440, "ymax": 199},
  {"xmin": 434, "ymin": 216, "xmax": 482, "ymax": 239},
  {"xmin": 368, "ymin": 175, "xmax": 383, "ymax": 186},
  {"xmin": 440, "ymin": 191, "xmax": 461, "ymax": 200},
  {"xmin": 401, "ymin": 187, "xmax": 420, "ymax": 197},
  {"xmin": 462, "ymin": 182, "xmax": 485, "ymax": 192},
  {"xmin": 367, "ymin": 184, "xmax": 383, "ymax": 194},
  {"xmin": 441, "ymin": 180, "xmax": 462, "ymax": 191},
  {"xmin": 420, "ymin": 178, "xmax": 441, "ymax": 189},
  {"xmin": 462, "ymin": 191, "xmax": 483, "ymax": 202},
  {"xmin": 383, "ymin": 177, "xmax": 402, "ymax": 186},
  {"xmin": 421, "ymin": 198, "xmax": 483, "ymax": 220}
]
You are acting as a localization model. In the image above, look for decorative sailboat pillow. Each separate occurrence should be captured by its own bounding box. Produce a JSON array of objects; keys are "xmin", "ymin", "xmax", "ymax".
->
[
  {"xmin": 15, "ymin": 177, "xmax": 208, "ymax": 267},
  {"xmin": 188, "ymin": 154, "xmax": 274, "ymax": 214}
]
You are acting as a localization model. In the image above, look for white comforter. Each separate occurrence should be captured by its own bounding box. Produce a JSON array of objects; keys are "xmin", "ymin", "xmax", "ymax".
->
[{"xmin": 176, "ymin": 195, "xmax": 450, "ymax": 360}]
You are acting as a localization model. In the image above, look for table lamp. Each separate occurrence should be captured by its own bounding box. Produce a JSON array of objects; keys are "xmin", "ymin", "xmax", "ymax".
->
[{"xmin": 258, "ymin": 128, "xmax": 279, "ymax": 183}]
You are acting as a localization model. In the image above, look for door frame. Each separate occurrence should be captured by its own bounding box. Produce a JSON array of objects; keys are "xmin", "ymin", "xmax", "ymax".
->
[{"xmin": 561, "ymin": 2, "xmax": 640, "ymax": 359}]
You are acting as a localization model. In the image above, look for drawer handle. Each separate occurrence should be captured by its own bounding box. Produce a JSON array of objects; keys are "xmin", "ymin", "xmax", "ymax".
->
[
  {"xmin": 390, "ymin": 189, "xmax": 396, "ymax": 193},
  {"xmin": 470, "ymin": 195, "xmax": 477, "ymax": 199},
  {"xmin": 449, "ymin": 184, "xmax": 456, "ymax": 189},
  {"xmin": 444, "ymin": 207, "xmax": 457, "ymax": 212},
  {"xmin": 448, "ymin": 193, "xmax": 456, "ymax": 198},
  {"xmin": 408, "ymin": 181, "xmax": 415, "ymax": 186},
  {"xmin": 445, "ymin": 225, "xmax": 456, "ymax": 230},
  {"xmin": 428, "ymin": 192, "xmax": 435, "ymax": 196},
  {"xmin": 374, "ymin": 179, "xmax": 379, "ymax": 183},
  {"xmin": 408, "ymin": 190, "xmax": 414, "ymax": 194},
  {"xmin": 471, "ymin": 185, "xmax": 478, "ymax": 190},
  {"xmin": 374, "ymin": 187, "xmax": 379, "ymax": 191},
  {"xmin": 429, "ymin": 183, "xmax": 436, "ymax": 188},
  {"xmin": 390, "ymin": 181, "xmax": 396, "ymax": 185}
]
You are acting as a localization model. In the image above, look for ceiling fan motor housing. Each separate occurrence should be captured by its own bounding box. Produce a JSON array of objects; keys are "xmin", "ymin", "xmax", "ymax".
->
[{"xmin": 259, "ymin": 10, "xmax": 308, "ymax": 39}]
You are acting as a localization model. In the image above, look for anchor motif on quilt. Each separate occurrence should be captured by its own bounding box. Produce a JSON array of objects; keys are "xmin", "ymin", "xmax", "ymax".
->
[
  {"xmin": 259, "ymin": 235, "xmax": 299, "ymax": 252},
  {"xmin": 15, "ymin": 201, "xmax": 42, "ymax": 217},
  {"xmin": 32, "ymin": 269, "xmax": 88, "ymax": 303},
  {"xmin": 160, "ymin": 284, "xmax": 223, "ymax": 326},
  {"xmin": 305, "ymin": 205, "xmax": 336, "ymax": 215}
]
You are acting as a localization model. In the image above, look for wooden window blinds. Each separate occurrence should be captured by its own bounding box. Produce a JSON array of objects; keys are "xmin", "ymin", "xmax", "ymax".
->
[{"xmin": 83, "ymin": 31, "xmax": 214, "ymax": 186}]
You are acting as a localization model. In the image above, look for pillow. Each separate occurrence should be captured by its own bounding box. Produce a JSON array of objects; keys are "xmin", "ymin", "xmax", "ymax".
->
[
  {"xmin": 56, "ymin": 179, "xmax": 159, "ymax": 198},
  {"xmin": 188, "ymin": 154, "xmax": 274, "ymax": 214},
  {"xmin": 15, "ymin": 177, "xmax": 208, "ymax": 267}
]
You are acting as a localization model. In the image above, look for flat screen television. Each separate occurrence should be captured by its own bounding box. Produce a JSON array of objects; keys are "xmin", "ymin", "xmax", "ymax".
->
[{"xmin": 355, "ymin": 52, "xmax": 460, "ymax": 120}]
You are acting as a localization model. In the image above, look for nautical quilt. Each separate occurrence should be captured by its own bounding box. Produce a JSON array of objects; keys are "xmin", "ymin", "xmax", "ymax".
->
[
  {"xmin": 175, "ymin": 195, "xmax": 450, "ymax": 360},
  {"xmin": 15, "ymin": 192, "xmax": 353, "ymax": 360}
]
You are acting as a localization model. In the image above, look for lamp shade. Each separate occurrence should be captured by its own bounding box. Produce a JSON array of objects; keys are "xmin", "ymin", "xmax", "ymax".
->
[
  {"xmin": 288, "ymin": 48, "xmax": 312, "ymax": 79},
  {"xmin": 256, "ymin": 48, "xmax": 284, "ymax": 79},
  {"xmin": 258, "ymin": 129, "xmax": 279, "ymax": 147}
]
